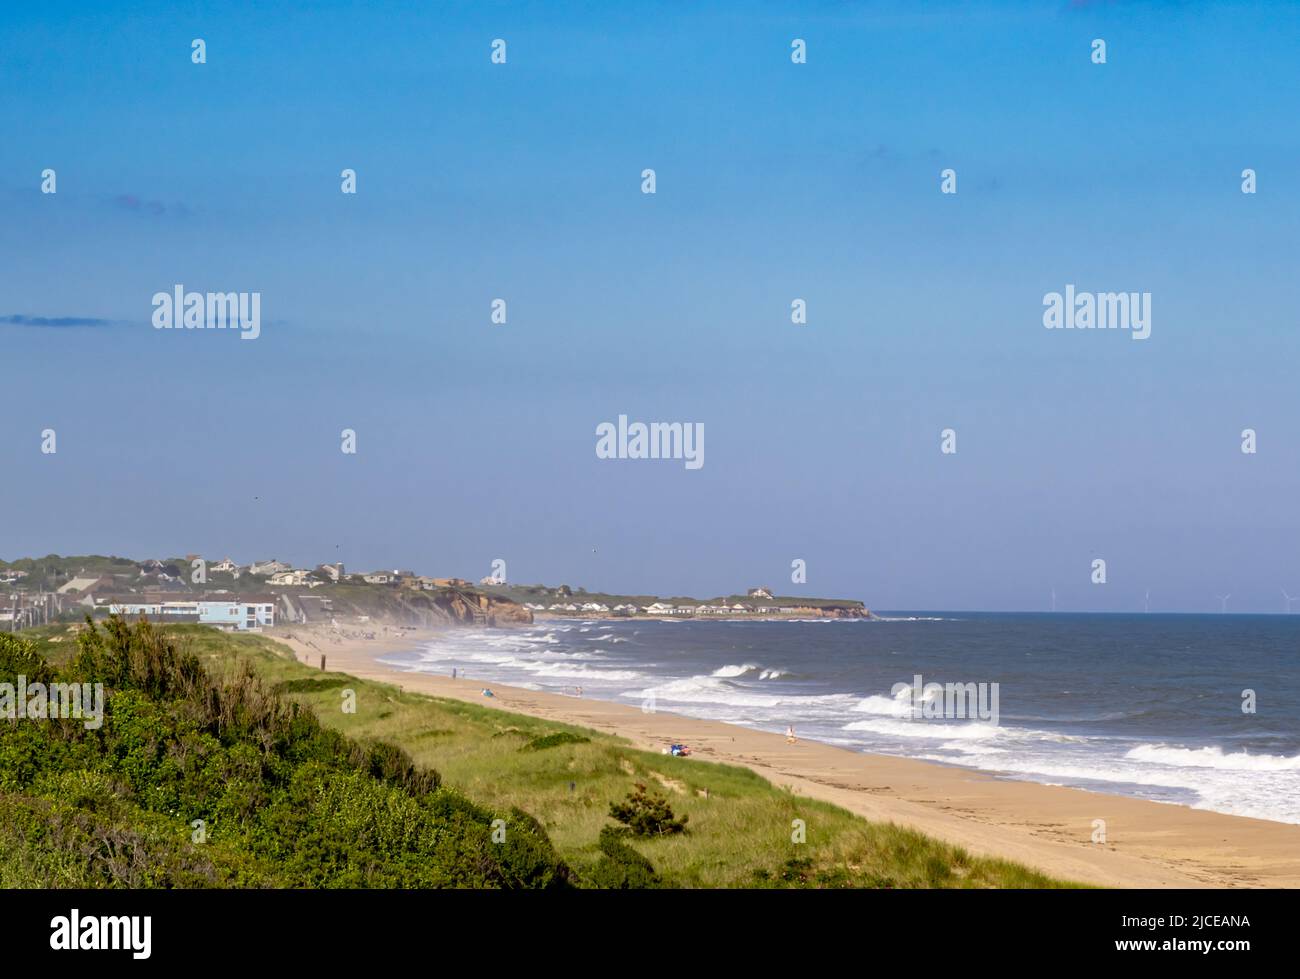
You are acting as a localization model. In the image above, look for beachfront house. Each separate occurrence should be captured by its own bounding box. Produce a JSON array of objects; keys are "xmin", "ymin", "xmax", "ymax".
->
[{"xmin": 106, "ymin": 598, "xmax": 275, "ymax": 632}]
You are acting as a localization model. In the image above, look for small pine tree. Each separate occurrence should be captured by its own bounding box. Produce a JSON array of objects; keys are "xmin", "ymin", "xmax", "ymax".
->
[{"xmin": 608, "ymin": 782, "xmax": 688, "ymax": 837}]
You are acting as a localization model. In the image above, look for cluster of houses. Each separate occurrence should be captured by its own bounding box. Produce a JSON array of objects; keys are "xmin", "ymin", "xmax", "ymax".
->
[
  {"xmin": 525, "ymin": 602, "xmax": 794, "ymax": 617},
  {"xmin": 523, "ymin": 587, "xmax": 793, "ymax": 618},
  {"xmin": 206, "ymin": 559, "xmax": 474, "ymax": 592},
  {"xmin": 3, "ymin": 556, "xmax": 490, "ymax": 634}
]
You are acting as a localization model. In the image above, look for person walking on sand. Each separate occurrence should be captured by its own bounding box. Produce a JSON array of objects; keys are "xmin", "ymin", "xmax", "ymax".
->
[
  {"xmin": 785, "ymin": 725, "xmax": 798, "ymax": 744},
  {"xmin": 452, "ymin": 667, "xmax": 457, "ymax": 679}
]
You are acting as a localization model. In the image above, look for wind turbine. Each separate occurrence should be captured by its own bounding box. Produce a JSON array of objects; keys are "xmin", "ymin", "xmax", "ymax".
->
[
  {"xmin": 1283, "ymin": 588, "xmax": 1299, "ymax": 613},
  {"xmin": 1050, "ymin": 587, "xmax": 1057, "ymax": 613},
  {"xmin": 1144, "ymin": 588, "xmax": 1150, "ymax": 614},
  {"xmin": 1215, "ymin": 594, "xmax": 1231, "ymax": 614}
]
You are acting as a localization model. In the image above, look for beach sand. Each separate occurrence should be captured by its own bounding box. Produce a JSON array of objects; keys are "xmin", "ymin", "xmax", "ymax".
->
[{"xmin": 268, "ymin": 624, "xmax": 1300, "ymax": 888}]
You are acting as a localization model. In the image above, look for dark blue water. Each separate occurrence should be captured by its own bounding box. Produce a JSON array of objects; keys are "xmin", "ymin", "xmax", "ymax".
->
[{"xmin": 383, "ymin": 612, "xmax": 1300, "ymax": 823}]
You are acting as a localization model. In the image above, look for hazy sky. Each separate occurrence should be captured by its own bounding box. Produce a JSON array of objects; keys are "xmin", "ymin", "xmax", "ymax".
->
[{"xmin": 3, "ymin": 1, "xmax": 1299, "ymax": 612}]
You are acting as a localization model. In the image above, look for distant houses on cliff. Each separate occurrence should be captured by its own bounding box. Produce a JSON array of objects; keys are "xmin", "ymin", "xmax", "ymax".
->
[{"xmin": 520, "ymin": 594, "xmax": 802, "ymax": 617}]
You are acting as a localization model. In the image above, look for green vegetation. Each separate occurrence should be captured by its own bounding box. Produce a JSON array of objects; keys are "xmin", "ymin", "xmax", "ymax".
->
[
  {"xmin": 609, "ymin": 783, "xmax": 689, "ymax": 837},
  {"xmin": 4, "ymin": 620, "xmax": 1081, "ymax": 888},
  {"xmin": 521, "ymin": 731, "xmax": 590, "ymax": 752},
  {"xmin": 0, "ymin": 619, "xmax": 570, "ymax": 888}
]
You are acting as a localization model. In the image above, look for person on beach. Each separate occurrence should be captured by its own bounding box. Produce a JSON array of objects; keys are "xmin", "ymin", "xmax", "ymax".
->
[
  {"xmin": 452, "ymin": 668, "xmax": 457, "ymax": 679},
  {"xmin": 786, "ymin": 725, "xmax": 798, "ymax": 744}
]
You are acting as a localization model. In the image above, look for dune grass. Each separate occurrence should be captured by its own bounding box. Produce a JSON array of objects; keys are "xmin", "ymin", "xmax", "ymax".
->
[{"xmin": 55, "ymin": 623, "xmax": 1082, "ymax": 889}]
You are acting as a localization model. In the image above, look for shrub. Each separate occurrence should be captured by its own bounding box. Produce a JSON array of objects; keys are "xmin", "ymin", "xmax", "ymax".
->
[
  {"xmin": 0, "ymin": 616, "xmax": 569, "ymax": 889},
  {"xmin": 608, "ymin": 782, "xmax": 688, "ymax": 837},
  {"xmin": 588, "ymin": 824, "xmax": 658, "ymax": 889},
  {"xmin": 520, "ymin": 731, "xmax": 590, "ymax": 752}
]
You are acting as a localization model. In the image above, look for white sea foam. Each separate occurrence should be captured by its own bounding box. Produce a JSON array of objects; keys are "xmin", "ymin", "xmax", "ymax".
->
[
  {"xmin": 711, "ymin": 663, "xmax": 759, "ymax": 678},
  {"xmin": 382, "ymin": 622, "xmax": 1300, "ymax": 825},
  {"xmin": 1126, "ymin": 744, "xmax": 1300, "ymax": 772},
  {"xmin": 842, "ymin": 718, "xmax": 1002, "ymax": 740}
]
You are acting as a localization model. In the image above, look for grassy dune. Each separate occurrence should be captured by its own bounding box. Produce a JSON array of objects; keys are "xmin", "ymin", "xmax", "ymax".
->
[{"xmin": 143, "ymin": 625, "xmax": 1079, "ymax": 889}]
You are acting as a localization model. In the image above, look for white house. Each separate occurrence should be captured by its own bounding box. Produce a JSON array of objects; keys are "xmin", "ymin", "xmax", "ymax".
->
[
  {"xmin": 268, "ymin": 570, "xmax": 311, "ymax": 587},
  {"xmin": 249, "ymin": 559, "xmax": 291, "ymax": 576}
]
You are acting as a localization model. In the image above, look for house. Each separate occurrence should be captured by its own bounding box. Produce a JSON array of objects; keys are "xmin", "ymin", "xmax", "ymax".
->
[
  {"xmin": 316, "ymin": 562, "xmax": 345, "ymax": 582},
  {"xmin": 249, "ymin": 559, "xmax": 291, "ymax": 576},
  {"xmin": 362, "ymin": 572, "xmax": 394, "ymax": 584},
  {"xmin": 211, "ymin": 557, "xmax": 240, "ymax": 574},
  {"xmin": 106, "ymin": 598, "xmax": 275, "ymax": 632},
  {"xmin": 748, "ymin": 587, "xmax": 774, "ymax": 599},
  {"xmin": 57, "ymin": 576, "xmax": 106, "ymax": 597},
  {"xmin": 268, "ymin": 570, "xmax": 311, "ymax": 587},
  {"xmin": 431, "ymin": 578, "xmax": 470, "ymax": 588}
]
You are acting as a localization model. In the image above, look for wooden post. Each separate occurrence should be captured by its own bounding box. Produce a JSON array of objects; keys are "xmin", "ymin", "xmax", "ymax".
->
[{"xmin": 321, "ymin": 654, "xmax": 326, "ymax": 671}]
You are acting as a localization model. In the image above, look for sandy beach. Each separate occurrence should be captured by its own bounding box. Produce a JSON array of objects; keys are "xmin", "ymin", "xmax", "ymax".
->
[{"xmin": 268, "ymin": 624, "xmax": 1300, "ymax": 888}]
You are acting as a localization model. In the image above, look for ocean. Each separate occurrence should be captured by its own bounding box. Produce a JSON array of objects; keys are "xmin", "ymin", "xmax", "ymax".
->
[{"xmin": 379, "ymin": 613, "xmax": 1300, "ymax": 825}]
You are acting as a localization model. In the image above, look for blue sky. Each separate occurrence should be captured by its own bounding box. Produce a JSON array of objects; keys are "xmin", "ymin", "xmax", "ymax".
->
[{"xmin": 3, "ymin": 0, "xmax": 1299, "ymax": 612}]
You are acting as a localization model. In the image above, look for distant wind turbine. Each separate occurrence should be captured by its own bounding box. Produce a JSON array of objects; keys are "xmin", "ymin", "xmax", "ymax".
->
[
  {"xmin": 1216, "ymin": 594, "xmax": 1231, "ymax": 614},
  {"xmin": 1144, "ymin": 588, "xmax": 1150, "ymax": 614},
  {"xmin": 1283, "ymin": 588, "xmax": 1299, "ymax": 613},
  {"xmin": 1050, "ymin": 587, "xmax": 1057, "ymax": 613}
]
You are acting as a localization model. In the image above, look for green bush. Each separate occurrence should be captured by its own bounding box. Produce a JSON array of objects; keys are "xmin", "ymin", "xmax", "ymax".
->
[
  {"xmin": 587, "ymin": 825, "xmax": 658, "ymax": 889},
  {"xmin": 608, "ymin": 782, "xmax": 688, "ymax": 837},
  {"xmin": 0, "ymin": 617, "xmax": 568, "ymax": 889},
  {"xmin": 520, "ymin": 731, "xmax": 590, "ymax": 752}
]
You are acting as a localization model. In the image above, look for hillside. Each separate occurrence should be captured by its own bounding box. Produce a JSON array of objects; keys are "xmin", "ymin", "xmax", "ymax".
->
[{"xmin": 1, "ymin": 619, "xmax": 1073, "ymax": 889}]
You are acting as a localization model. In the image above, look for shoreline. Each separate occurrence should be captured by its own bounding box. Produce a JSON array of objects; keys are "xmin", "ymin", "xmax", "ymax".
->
[{"xmin": 266, "ymin": 624, "xmax": 1300, "ymax": 888}]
